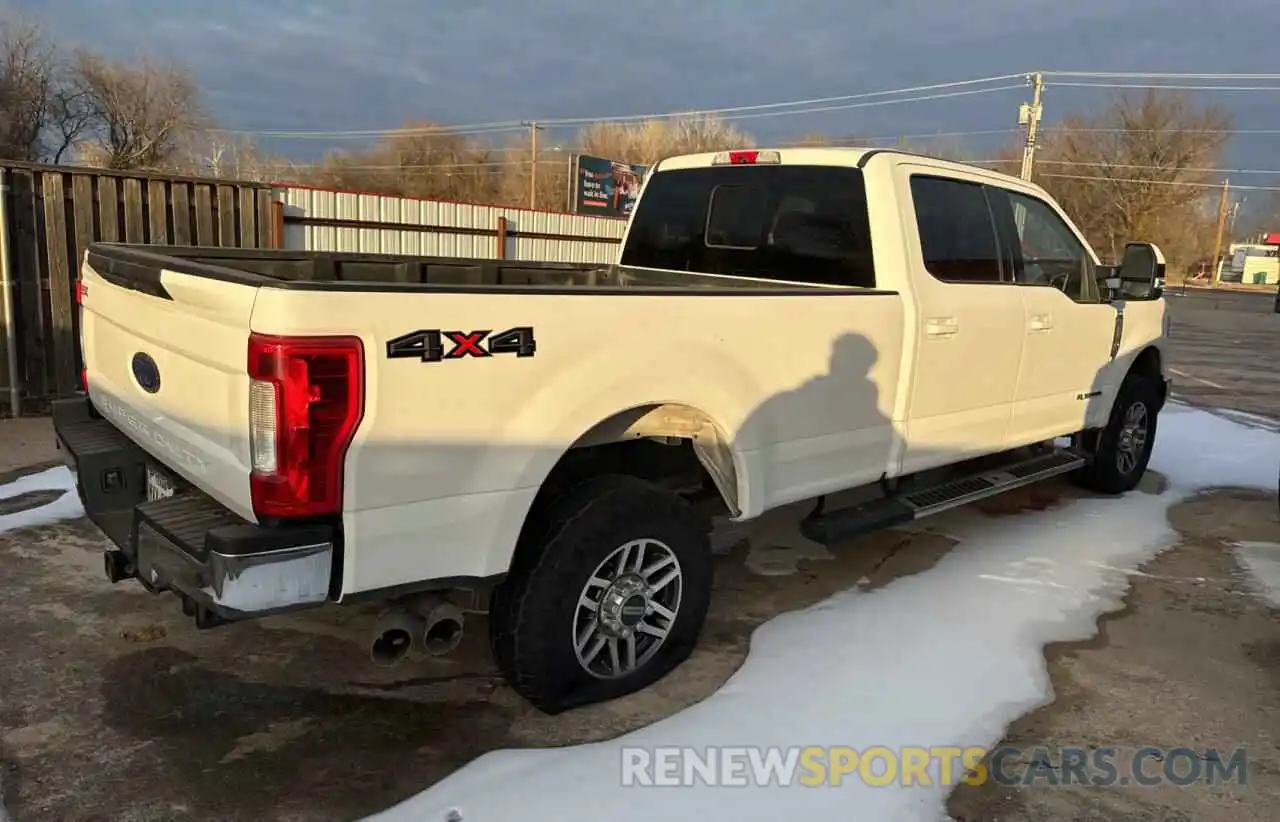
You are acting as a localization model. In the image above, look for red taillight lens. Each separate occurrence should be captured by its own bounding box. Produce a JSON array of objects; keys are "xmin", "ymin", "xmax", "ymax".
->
[
  {"xmin": 710, "ymin": 149, "xmax": 781, "ymax": 166},
  {"xmin": 80, "ymin": 368, "xmax": 88, "ymax": 393},
  {"xmin": 75, "ymin": 280, "xmax": 86, "ymax": 305},
  {"xmin": 247, "ymin": 333, "xmax": 364, "ymax": 519}
]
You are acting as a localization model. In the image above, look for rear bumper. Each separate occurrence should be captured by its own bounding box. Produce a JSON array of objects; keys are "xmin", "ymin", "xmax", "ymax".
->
[{"xmin": 52, "ymin": 395, "xmax": 337, "ymax": 626}]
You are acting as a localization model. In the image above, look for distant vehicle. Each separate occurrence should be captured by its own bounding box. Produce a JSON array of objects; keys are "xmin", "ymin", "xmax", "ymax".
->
[{"xmin": 54, "ymin": 147, "xmax": 1169, "ymax": 713}]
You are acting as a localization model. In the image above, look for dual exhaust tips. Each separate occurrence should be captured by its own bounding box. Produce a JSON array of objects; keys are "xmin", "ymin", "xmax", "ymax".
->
[{"xmin": 370, "ymin": 594, "xmax": 465, "ymax": 666}]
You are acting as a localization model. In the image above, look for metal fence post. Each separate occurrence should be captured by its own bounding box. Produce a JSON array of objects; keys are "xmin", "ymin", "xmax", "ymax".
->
[{"xmin": 0, "ymin": 169, "xmax": 20, "ymax": 417}]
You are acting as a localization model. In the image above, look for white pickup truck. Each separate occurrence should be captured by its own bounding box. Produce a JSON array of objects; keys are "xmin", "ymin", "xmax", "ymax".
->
[{"xmin": 53, "ymin": 147, "xmax": 1170, "ymax": 713}]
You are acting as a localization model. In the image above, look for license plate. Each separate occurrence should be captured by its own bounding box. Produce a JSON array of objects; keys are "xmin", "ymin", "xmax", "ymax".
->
[{"xmin": 146, "ymin": 466, "xmax": 176, "ymax": 502}]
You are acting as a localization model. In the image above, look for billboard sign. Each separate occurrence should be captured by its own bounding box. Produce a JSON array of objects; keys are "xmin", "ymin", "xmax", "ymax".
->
[{"xmin": 573, "ymin": 154, "xmax": 648, "ymax": 218}]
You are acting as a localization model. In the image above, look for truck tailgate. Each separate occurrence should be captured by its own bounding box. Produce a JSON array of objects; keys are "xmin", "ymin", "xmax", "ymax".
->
[{"xmin": 79, "ymin": 256, "xmax": 259, "ymax": 521}]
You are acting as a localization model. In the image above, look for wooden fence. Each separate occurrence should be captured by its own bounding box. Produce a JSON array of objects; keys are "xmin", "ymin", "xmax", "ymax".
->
[{"xmin": 0, "ymin": 162, "xmax": 281, "ymax": 413}]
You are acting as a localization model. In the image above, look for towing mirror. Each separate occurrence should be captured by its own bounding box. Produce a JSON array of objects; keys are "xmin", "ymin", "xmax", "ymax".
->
[{"xmin": 1103, "ymin": 242, "xmax": 1165, "ymax": 300}]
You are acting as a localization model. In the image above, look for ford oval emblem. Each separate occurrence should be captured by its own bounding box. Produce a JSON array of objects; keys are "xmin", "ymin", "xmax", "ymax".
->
[{"xmin": 131, "ymin": 352, "xmax": 161, "ymax": 394}]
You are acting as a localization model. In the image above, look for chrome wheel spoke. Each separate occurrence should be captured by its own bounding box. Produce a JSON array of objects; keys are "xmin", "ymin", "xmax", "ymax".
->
[
  {"xmin": 623, "ymin": 634, "xmax": 637, "ymax": 672},
  {"xmin": 572, "ymin": 537, "xmax": 685, "ymax": 680},
  {"xmin": 648, "ymin": 567, "xmax": 680, "ymax": 596},
  {"xmin": 637, "ymin": 619, "xmax": 670, "ymax": 640},
  {"xmin": 607, "ymin": 637, "xmax": 623, "ymax": 676},
  {"xmin": 641, "ymin": 553, "xmax": 675, "ymax": 581},
  {"xmin": 580, "ymin": 631, "xmax": 607, "ymax": 665},
  {"xmin": 648, "ymin": 601, "xmax": 676, "ymax": 622}
]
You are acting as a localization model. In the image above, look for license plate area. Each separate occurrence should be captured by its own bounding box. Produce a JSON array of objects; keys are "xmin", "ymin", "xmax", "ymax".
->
[{"xmin": 146, "ymin": 465, "xmax": 178, "ymax": 502}]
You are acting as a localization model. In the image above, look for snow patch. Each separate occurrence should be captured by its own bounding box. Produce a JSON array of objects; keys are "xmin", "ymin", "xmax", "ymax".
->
[
  {"xmin": 1233, "ymin": 541, "xmax": 1280, "ymax": 608},
  {"xmin": 0, "ymin": 466, "xmax": 84, "ymax": 535},
  {"xmin": 365, "ymin": 406, "xmax": 1279, "ymax": 822}
]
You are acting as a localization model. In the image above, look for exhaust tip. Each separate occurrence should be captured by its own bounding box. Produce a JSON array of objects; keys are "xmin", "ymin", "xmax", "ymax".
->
[
  {"xmin": 103, "ymin": 550, "xmax": 133, "ymax": 584},
  {"xmin": 371, "ymin": 627, "xmax": 414, "ymax": 666},
  {"xmin": 423, "ymin": 617, "xmax": 464, "ymax": 656},
  {"xmin": 370, "ymin": 609, "xmax": 426, "ymax": 667}
]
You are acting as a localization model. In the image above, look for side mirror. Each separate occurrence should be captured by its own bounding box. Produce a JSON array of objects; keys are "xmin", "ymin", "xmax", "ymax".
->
[{"xmin": 1105, "ymin": 242, "xmax": 1166, "ymax": 300}]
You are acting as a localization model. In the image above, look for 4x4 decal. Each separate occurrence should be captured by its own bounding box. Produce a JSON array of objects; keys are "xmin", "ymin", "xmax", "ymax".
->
[{"xmin": 386, "ymin": 327, "xmax": 537, "ymax": 362}]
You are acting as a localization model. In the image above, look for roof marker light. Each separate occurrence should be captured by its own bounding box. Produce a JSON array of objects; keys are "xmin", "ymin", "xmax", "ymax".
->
[{"xmin": 712, "ymin": 149, "xmax": 781, "ymax": 166}]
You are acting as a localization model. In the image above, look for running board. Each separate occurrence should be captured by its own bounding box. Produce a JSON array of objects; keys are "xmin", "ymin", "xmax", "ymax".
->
[{"xmin": 800, "ymin": 448, "xmax": 1087, "ymax": 545}]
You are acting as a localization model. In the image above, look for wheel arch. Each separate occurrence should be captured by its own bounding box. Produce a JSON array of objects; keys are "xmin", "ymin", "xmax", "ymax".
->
[
  {"xmin": 489, "ymin": 401, "xmax": 748, "ymax": 585},
  {"xmin": 1127, "ymin": 345, "xmax": 1168, "ymax": 409}
]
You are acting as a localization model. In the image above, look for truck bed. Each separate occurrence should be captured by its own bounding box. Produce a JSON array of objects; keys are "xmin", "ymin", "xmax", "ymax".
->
[{"xmin": 86, "ymin": 243, "xmax": 849, "ymax": 295}]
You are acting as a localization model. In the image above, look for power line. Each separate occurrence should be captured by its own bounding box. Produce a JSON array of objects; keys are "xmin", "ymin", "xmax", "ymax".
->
[
  {"xmin": 218, "ymin": 73, "xmax": 1030, "ymax": 140},
  {"xmin": 1036, "ymin": 172, "xmax": 1280, "ymax": 192},
  {"xmin": 211, "ymin": 69, "xmax": 1280, "ymax": 142},
  {"xmin": 1051, "ymin": 82, "xmax": 1280, "ymax": 92},
  {"xmin": 1027, "ymin": 159, "xmax": 1280, "ymax": 176},
  {"xmin": 1041, "ymin": 71, "xmax": 1280, "ymax": 80},
  {"xmin": 1045, "ymin": 127, "xmax": 1280, "ymax": 135},
  {"xmin": 536, "ymin": 74, "xmax": 1029, "ymax": 126},
  {"xmin": 967, "ymin": 157, "xmax": 1280, "ymax": 176}
]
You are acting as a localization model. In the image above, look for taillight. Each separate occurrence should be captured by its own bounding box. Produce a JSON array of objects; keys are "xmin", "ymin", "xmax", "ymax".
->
[
  {"xmin": 247, "ymin": 333, "xmax": 364, "ymax": 519},
  {"xmin": 711, "ymin": 149, "xmax": 782, "ymax": 166},
  {"xmin": 75, "ymin": 280, "xmax": 86, "ymax": 305}
]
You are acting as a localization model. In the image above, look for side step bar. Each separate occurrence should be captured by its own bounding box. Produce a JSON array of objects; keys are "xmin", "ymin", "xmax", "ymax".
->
[{"xmin": 800, "ymin": 448, "xmax": 1087, "ymax": 545}]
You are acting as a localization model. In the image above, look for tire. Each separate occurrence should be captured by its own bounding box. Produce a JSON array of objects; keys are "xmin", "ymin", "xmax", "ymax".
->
[
  {"xmin": 1073, "ymin": 375, "xmax": 1161, "ymax": 494},
  {"xmin": 488, "ymin": 474, "xmax": 713, "ymax": 714}
]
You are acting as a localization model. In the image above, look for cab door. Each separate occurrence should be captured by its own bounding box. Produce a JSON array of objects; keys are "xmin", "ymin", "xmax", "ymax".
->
[
  {"xmin": 986, "ymin": 186, "xmax": 1121, "ymax": 445},
  {"xmin": 897, "ymin": 170, "xmax": 1026, "ymax": 474}
]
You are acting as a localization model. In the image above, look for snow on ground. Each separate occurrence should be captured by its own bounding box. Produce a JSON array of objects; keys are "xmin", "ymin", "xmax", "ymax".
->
[
  {"xmin": 1233, "ymin": 541, "xmax": 1280, "ymax": 607},
  {"xmin": 0, "ymin": 466, "xmax": 83, "ymax": 535},
  {"xmin": 0, "ymin": 465, "xmax": 83, "ymax": 822},
  {"xmin": 366, "ymin": 405, "xmax": 1280, "ymax": 822}
]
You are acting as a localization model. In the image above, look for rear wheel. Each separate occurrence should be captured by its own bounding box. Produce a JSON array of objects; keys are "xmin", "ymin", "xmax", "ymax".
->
[
  {"xmin": 489, "ymin": 475, "xmax": 713, "ymax": 714},
  {"xmin": 1073, "ymin": 374, "xmax": 1161, "ymax": 494}
]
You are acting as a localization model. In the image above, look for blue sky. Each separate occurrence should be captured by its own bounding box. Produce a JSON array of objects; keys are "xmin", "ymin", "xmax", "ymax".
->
[{"xmin": 14, "ymin": 0, "xmax": 1280, "ymax": 174}]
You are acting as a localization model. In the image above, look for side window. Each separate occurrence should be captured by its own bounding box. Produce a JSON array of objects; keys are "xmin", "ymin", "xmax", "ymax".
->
[
  {"xmin": 909, "ymin": 176, "xmax": 1003, "ymax": 284},
  {"xmin": 619, "ymin": 166, "xmax": 877, "ymax": 288},
  {"xmin": 995, "ymin": 189, "xmax": 1100, "ymax": 303}
]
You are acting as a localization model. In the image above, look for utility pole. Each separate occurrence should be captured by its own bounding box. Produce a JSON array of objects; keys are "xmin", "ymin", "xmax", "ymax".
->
[
  {"xmin": 1210, "ymin": 178, "xmax": 1231, "ymax": 286},
  {"xmin": 1018, "ymin": 73, "xmax": 1044, "ymax": 182},
  {"xmin": 523, "ymin": 121, "xmax": 543, "ymax": 209}
]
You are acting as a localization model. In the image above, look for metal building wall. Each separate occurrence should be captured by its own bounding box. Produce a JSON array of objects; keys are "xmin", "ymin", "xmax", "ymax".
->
[{"xmin": 280, "ymin": 186, "xmax": 627, "ymax": 263}]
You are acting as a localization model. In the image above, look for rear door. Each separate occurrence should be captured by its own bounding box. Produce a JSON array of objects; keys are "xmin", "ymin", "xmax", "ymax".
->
[
  {"xmin": 897, "ymin": 170, "xmax": 1026, "ymax": 473},
  {"xmin": 80, "ymin": 250, "xmax": 260, "ymax": 520}
]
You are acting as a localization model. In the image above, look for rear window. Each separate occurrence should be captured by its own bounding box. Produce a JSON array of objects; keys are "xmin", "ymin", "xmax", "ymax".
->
[{"xmin": 619, "ymin": 165, "xmax": 876, "ymax": 288}]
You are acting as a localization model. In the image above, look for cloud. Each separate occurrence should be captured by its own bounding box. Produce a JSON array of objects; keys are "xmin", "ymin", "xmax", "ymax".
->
[{"xmin": 13, "ymin": 0, "xmax": 1280, "ymax": 161}]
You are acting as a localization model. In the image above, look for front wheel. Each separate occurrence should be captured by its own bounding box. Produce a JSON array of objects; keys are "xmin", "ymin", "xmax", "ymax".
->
[
  {"xmin": 489, "ymin": 475, "xmax": 713, "ymax": 714},
  {"xmin": 1072, "ymin": 375, "xmax": 1161, "ymax": 494}
]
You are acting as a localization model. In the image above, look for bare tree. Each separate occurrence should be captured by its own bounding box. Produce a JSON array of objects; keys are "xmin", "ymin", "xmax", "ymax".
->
[
  {"xmin": 1032, "ymin": 90, "xmax": 1232, "ymax": 271},
  {"xmin": 0, "ymin": 17, "xmax": 54, "ymax": 161},
  {"xmin": 69, "ymin": 51, "xmax": 205, "ymax": 170},
  {"xmin": 577, "ymin": 115, "xmax": 753, "ymax": 166},
  {"xmin": 45, "ymin": 69, "xmax": 94, "ymax": 163},
  {"xmin": 170, "ymin": 128, "xmax": 289, "ymax": 181},
  {"xmin": 496, "ymin": 138, "xmax": 572, "ymax": 211}
]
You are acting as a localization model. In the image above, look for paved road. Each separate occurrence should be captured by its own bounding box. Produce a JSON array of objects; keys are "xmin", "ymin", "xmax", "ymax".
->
[{"xmin": 1164, "ymin": 288, "xmax": 1280, "ymax": 421}]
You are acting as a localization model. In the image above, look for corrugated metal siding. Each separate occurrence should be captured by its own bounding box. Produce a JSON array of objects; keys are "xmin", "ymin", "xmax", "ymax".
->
[{"xmin": 281, "ymin": 187, "xmax": 626, "ymax": 263}]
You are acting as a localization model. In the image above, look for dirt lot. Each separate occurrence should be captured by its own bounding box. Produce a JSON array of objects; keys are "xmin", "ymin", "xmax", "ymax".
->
[
  {"xmin": 1, "ymin": 293, "xmax": 1278, "ymax": 822},
  {"xmin": 948, "ymin": 487, "xmax": 1280, "ymax": 822},
  {"xmin": 0, "ymin": 438, "xmax": 961, "ymax": 822}
]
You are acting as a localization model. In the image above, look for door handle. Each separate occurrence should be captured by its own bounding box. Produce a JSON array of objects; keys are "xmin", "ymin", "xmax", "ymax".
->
[
  {"xmin": 1028, "ymin": 313, "xmax": 1054, "ymax": 332},
  {"xmin": 925, "ymin": 317, "xmax": 959, "ymax": 337}
]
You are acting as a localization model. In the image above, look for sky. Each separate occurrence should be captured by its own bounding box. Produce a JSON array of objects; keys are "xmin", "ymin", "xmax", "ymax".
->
[{"xmin": 12, "ymin": 0, "xmax": 1280, "ymax": 191}]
